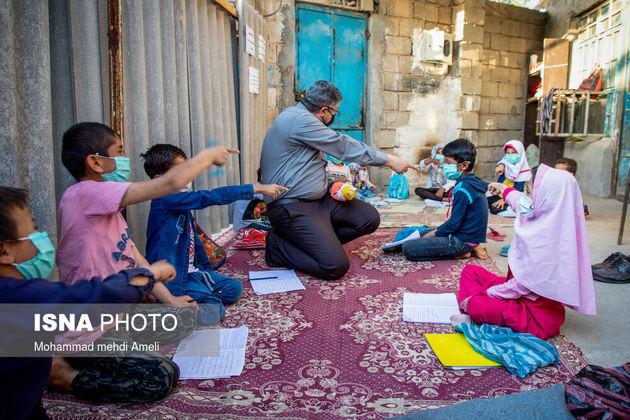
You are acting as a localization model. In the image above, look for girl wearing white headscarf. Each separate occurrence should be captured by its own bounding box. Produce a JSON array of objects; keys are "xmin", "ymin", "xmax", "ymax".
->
[
  {"xmin": 415, "ymin": 143, "xmax": 456, "ymax": 202},
  {"xmin": 488, "ymin": 140, "xmax": 532, "ymax": 214}
]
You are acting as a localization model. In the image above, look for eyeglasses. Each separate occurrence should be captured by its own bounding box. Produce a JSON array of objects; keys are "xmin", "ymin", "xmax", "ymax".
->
[{"xmin": 326, "ymin": 107, "xmax": 341, "ymax": 117}]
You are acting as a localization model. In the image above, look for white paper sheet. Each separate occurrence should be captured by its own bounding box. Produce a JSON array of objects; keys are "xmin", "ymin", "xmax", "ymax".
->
[
  {"xmin": 258, "ymin": 34, "xmax": 266, "ymax": 60},
  {"xmin": 245, "ymin": 25, "xmax": 255, "ymax": 56},
  {"xmin": 249, "ymin": 270, "xmax": 305, "ymax": 295},
  {"xmin": 173, "ymin": 325, "xmax": 248, "ymax": 379},
  {"xmin": 424, "ymin": 199, "xmax": 451, "ymax": 207},
  {"xmin": 381, "ymin": 229, "xmax": 421, "ymax": 250},
  {"xmin": 248, "ymin": 67, "xmax": 259, "ymax": 94},
  {"xmin": 402, "ymin": 292, "xmax": 461, "ymax": 324}
]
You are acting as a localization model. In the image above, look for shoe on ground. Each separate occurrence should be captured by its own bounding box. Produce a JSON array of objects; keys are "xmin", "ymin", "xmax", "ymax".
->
[
  {"xmin": 592, "ymin": 253, "xmax": 630, "ymax": 284},
  {"xmin": 500, "ymin": 244, "xmax": 510, "ymax": 257},
  {"xmin": 592, "ymin": 252, "xmax": 624, "ymax": 271}
]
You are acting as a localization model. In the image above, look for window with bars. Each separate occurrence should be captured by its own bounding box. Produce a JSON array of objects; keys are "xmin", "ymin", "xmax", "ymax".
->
[{"xmin": 572, "ymin": 0, "xmax": 624, "ymax": 89}]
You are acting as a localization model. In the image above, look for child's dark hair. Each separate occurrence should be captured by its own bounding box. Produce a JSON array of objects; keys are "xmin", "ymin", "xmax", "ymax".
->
[
  {"xmin": 62, "ymin": 122, "xmax": 119, "ymax": 181},
  {"xmin": 442, "ymin": 138, "xmax": 476, "ymax": 170},
  {"xmin": 0, "ymin": 186, "xmax": 29, "ymax": 242},
  {"xmin": 556, "ymin": 157, "xmax": 577, "ymax": 175},
  {"xmin": 141, "ymin": 144, "xmax": 188, "ymax": 178}
]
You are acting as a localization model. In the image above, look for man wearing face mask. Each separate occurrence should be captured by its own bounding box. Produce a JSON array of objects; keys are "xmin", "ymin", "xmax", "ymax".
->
[{"xmin": 260, "ymin": 80, "xmax": 418, "ymax": 280}]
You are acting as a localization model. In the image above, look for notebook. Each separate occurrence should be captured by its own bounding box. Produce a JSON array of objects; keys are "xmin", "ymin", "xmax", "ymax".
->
[
  {"xmin": 402, "ymin": 292, "xmax": 461, "ymax": 324},
  {"xmin": 425, "ymin": 333, "xmax": 503, "ymax": 370}
]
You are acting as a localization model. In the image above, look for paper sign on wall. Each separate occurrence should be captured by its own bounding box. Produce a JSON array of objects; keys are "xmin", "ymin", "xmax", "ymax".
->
[
  {"xmin": 245, "ymin": 25, "xmax": 255, "ymax": 56},
  {"xmin": 258, "ymin": 35, "xmax": 266, "ymax": 61},
  {"xmin": 249, "ymin": 66, "xmax": 259, "ymax": 94}
]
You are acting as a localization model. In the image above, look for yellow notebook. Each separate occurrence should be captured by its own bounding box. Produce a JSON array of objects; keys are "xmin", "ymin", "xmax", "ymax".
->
[{"xmin": 425, "ymin": 333, "xmax": 503, "ymax": 370}]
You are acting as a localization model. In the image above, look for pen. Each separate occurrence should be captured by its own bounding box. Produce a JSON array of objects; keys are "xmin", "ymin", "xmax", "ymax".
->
[{"xmin": 251, "ymin": 276, "xmax": 278, "ymax": 280}]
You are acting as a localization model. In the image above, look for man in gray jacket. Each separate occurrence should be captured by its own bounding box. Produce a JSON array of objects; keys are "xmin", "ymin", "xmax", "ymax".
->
[{"xmin": 260, "ymin": 80, "xmax": 417, "ymax": 280}]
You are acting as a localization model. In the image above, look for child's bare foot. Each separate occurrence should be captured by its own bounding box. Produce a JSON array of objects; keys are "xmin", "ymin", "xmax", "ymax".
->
[
  {"xmin": 472, "ymin": 245, "xmax": 489, "ymax": 259},
  {"xmin": 456, "ymin": 252, "xmax": 471, "ymax": 259},
  {"xmin": 47, "ymin": 356, "xmax": 78, "ymax": 393}
]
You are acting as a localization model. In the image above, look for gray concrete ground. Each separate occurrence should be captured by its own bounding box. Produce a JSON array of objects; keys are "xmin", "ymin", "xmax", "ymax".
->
[{"xmin": 485, "ymin": 194, "xmax": 630, "ymax": 366}]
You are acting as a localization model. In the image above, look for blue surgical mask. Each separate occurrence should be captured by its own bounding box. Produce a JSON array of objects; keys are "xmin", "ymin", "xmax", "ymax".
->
[
  {"xmin": 12, "ymin": 231, "xmax": 56, "ymax": 279},
  {"xmin": 327, "ymin": 155, "xmax": 342, "ymax": 165},
  {"xmin": 100, "ymin": 156, "xmax": 131, "ymax": 182},
  {"xmin": 504, "ymin": 154, "xmax": 519, "ymax": 165},
  {"xmin": 443, "ymin": 163, "xmax": 463, "ymax": 180},
  {"xmin": 434, "ymin": 154, "xmax": 444, "ymax": 163}
]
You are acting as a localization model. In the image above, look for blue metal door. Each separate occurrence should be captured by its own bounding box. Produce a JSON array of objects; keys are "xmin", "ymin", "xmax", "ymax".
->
[
  {"xmin": 616, "ymin": 52, "xmax": 630, "ymax": 196},
  {"xmin": 295, "ymin": 4, "xmax": 367, "ymax": 142}
]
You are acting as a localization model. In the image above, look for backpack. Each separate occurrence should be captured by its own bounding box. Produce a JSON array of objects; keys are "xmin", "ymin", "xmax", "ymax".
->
[
  {"xmin": 565, "ymin": 363, "xmax": 630, "ymax": 418},
  {"xmin": 194, "ymin": 222, "xmax": 227, "ymax": 270},
  {"xmin": 387, "ymin": 174, "xmax": 409, "ymax": 199}
]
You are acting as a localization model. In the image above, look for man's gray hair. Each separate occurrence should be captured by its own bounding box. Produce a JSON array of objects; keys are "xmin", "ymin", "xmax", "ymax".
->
[{"xmin": 301, "ymin": 80, "xmax": 343, "ymax": 111}]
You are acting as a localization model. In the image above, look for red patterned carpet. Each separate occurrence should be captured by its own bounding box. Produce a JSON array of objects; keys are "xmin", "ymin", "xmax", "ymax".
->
[{"xmin": 42, "ymin": 227, "xmax": 587, "ymax": 419}]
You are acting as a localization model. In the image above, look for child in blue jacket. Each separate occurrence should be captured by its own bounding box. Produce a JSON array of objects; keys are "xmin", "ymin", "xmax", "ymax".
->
[
  {"xmin": 142, "ymin": 144, "xmax": 286, "ymax": 325},
  {"xmin": 403, "ymin": 138, "xmax": 489, "ymax": 261},
  {"xmin": 0, "ymin": 186, "xmax": 179, "ymax": 419}
]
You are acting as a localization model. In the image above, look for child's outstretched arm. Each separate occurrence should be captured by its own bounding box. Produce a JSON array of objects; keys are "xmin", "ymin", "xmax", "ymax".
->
[
  {"xmin": 159, "ymin": 183, "xmax": 288, "ymax": 212},
  {"xmin": 254, "ymin": 184, "xmax": 288, "ymax": 198},
  {"xmin": 120, "ymin": 145, "xmax": 239, "ymax": 207}
]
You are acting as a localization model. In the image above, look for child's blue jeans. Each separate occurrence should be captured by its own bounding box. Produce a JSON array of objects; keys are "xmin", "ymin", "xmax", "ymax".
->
[
  {"xmin": 186, "ymin": 270, "xmax": 243, "ymax": 325},
  {"xmin": 402, "ymin": 229, "xmax": 472, "ymax": 261}
]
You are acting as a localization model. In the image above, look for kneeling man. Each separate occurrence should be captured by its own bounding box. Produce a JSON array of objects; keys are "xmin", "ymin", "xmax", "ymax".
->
[{"xmin": 260, "ymin": 80, "xmax": 417, "ymax": 280}]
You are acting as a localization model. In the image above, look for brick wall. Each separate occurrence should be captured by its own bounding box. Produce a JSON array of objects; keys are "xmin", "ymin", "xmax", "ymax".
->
[
  {"xmin": 252, "ymin": 0, "xmax": 547, "ymax": 187},
  {"xmin": 476, "ymin": 2, "xmax": 546, "ymax": 177}
]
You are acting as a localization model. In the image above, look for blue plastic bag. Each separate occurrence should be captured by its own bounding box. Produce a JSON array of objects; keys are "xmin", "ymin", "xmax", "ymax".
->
[
  {"xmin": 387, "ymin": 174, "xmax": 409, "ymax": 199},
  {"xmin": 394, "ymin": 226, "xmax": 430, "ymax": 242}
]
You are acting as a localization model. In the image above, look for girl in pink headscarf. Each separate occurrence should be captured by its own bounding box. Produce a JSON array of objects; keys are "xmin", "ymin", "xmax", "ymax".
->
[{"xmin": 458, "ymin": 164, "xmax": 596, "ymax": 339}]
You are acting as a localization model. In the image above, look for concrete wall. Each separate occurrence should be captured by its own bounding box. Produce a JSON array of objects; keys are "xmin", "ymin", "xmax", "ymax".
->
[
  {"xmin": 564, "ymin": 137, "xmax": 615, "ymax": 197},
  {"xmin": 256, "ymin": 0, "xmax": 547, "ymax": 188},
  {"xmin": 543, "ymin": 0, "xmax": 593, "ymax": 38},
  {"xmin": 476, "ymin": 2, "xmax": 547, "ymax": 177}
]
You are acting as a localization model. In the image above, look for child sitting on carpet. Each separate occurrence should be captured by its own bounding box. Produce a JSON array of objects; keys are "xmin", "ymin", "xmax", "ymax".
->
[
  {"xmin": 415, "ymin": 143, "xmax": 456, "ymax": 202},
  {"xmin": 56, "ymin": 122, "xmax": 236, "ymax": 405},
  {"xmin": 0, "ymin": 186, "xmax": 179, "ymax": 418},
  {"xmin": 142, "ymin": 144, "xmax": 286, "ymax": 325},
  {"xmin": 488, "ymin": 140, "xmax": 532, "ymax": 215},
  {"xmin": 325, "ymin": 155, "xmax": 352, "ymax": 183},
  {"xmin": 459, "ymin": 164, "xmax": 596, "ymax": 339},
  {"xmin": 555, "ymin": 157, "xmax": 590, "ymax": 216},
  {"xmin": 232, "ymin": 168, "xmax": 265, "ymax": 232},
  {"xmin": 402, "ymin": 139, "xmax": 489, "ymax": 261}
]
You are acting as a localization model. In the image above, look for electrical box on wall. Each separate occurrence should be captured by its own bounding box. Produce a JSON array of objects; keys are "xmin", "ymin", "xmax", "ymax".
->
[{"xmin": 419, "ymin": 29, "xmax": 453, "ymax": 65}]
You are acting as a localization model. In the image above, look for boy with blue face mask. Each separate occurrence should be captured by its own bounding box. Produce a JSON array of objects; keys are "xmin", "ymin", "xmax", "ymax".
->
[
  {"xmin": 55, "ymin": 122, "xmax": 238, "ymax": 404},
  {"xmin": 57, "ymin": 122, "xmax": 237, "ymax": 302},
  {"xmin": 403, "ymin": 138, "xmax": 489, "ymax": 261},
  {"xmin": 0, "ymin": 186, "xmax": 180, "ymax": 419}
]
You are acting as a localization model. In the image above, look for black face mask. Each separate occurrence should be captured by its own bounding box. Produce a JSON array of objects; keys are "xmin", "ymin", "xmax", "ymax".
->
[{"xmin": 324, "ymin": 111, "xmax": 335, "ymax": 127}]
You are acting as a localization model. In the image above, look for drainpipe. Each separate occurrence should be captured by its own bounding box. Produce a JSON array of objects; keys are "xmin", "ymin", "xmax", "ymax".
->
[{"xmin": 108, "ymin": 0, "xmax": 124, "ymax": 142}]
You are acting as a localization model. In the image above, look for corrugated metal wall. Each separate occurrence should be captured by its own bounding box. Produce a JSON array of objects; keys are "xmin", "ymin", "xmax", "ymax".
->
[
  {"xmin": 238, "ymin": 0, "xmax": 268, "ymax": 184},
  {"xmin": 0, "ymin": 0, "xmax": 259, "ymax": 268},
  {"xmin": 122, "ymin": 0, "xmax": 241, "ymax": 248}
]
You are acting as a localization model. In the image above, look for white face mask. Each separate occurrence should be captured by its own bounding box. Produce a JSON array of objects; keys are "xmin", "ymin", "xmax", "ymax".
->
[{"xmin": 181, "ymin": 182, "xmax": 193, "ymax": 192}]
